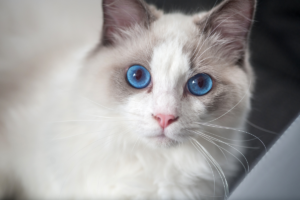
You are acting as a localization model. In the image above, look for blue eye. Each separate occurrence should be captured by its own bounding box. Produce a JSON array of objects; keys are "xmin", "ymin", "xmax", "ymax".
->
[
  {"xmin": 126, "ymin": 65, "xmax": 151, "ymax": 89},
  {"xmin": 187, "ymin": 73, "xmax": 213, "ymax": 96}
]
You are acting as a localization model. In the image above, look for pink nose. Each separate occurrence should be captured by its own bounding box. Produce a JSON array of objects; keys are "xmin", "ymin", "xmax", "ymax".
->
[{"xmin": 153, "ymin": 114, "xmax": 178, "ymax": 129}]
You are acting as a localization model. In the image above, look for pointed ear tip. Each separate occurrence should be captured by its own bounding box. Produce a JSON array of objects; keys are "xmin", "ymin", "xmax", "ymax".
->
[
  {"xmin": 247, "ymin": 0, "xmax": 257, "ymax": 9},
  {"xmin": 225, "ymin": 0, "xmax": 256, "ymax": 7},
  {"xmin": 248, "ymin": 0, "xmax": 257, "ymax": 7},
  {"xmin": 231, "ymin": 0, "xmax": 257, "ymax": 14}
]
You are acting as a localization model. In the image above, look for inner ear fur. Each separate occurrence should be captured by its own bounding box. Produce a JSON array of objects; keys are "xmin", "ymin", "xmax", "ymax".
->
[{"xmin": 102, "ymin": 0, "xmax": 157, "ymax": 45}]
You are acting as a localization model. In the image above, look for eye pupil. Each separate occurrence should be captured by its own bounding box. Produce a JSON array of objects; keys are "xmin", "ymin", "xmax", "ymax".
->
[
  {"xmin": 134, "ymin": 69, "xmax": 143, "ymax": 80},
  {"xmin": 197, "ymin": 77, "xmax": 204, "ymax": 88}
]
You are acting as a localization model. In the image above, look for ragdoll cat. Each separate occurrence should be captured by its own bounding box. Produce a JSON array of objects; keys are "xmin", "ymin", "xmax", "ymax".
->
[{"xmin": 0, "ymin": 0, "xmax": 256, "ymax": 199}]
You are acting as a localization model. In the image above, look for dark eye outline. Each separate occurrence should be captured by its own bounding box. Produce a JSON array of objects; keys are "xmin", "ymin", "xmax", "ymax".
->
[
  {"xmin": 186, "ymin": 73, "xmax": 213, "ymax": 96},
  {"xmin": 126, "ymin": 65, "xmax": 151, "ymax": 89}
]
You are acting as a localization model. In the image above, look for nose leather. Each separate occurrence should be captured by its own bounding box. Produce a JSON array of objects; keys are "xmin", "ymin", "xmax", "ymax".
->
[{"xmin": 153, "ymin": 114, "xmax": 178, "ymax": 129}]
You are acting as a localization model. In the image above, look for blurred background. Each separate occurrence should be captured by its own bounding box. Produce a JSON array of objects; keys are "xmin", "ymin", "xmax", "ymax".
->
[{"xmin": 146, "ymin": 0, "xmax": 300, "ymax": 191}]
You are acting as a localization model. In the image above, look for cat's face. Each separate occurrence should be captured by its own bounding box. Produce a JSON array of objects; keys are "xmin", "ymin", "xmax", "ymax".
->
[{"xmin": 86, "ymin": 0, "xmax": 255, "ymax": 148}]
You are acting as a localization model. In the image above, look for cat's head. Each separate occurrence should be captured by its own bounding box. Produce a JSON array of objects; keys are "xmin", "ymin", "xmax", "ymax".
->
[{"xmin": 86, "ymin": 0, "xmax": 255, "ymax": 148}]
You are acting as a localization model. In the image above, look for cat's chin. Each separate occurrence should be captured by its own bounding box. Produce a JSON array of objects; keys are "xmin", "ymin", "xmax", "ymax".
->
[{"xmin": 144, "ymin": 134, "xmax": 181, "ymax": 148}]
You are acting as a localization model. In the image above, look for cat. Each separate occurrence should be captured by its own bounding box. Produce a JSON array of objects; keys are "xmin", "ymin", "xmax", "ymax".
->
[{"xmin": 0, "ymin": 0, "xmax": 256, "ymax": 199}]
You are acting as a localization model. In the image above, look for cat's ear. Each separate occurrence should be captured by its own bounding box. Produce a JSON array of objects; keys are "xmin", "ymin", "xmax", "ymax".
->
[
  {"xmin": 102, "ymin": 0, "xmax": 155, "ymax": 45},
  {"xmin": 196, "ymin": 0, "xmax": 256, "ymax": 63}
]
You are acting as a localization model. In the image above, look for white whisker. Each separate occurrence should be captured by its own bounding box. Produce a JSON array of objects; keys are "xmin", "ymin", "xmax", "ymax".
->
[
  {"xmin": 195, "ymin": 122, "xmax": 267, "ymax": 152},
  {"xmin": 190, "ymin": 137, "xmax": 229, "ymax": 198},
  {"xmin": 246, "ymin": 120, "xmax": 279, "ymax": 135},
  {"xmin": 201, "ymin": 129, "xmax": 261, "ymax": 145},
  {"xmin": 190, "ymin": 130, "xmax": 249, "ymax": 173},
  {"xmin": 205, "ymin": 77, "xmax": 252, "ymax": 124},
  {"xmin": 189, "ymin": 130, "xmax": 229, "ymax": 162},
  {"xmin": 190, "ymin": 139, "xmax": 216, "ymax": 198}
]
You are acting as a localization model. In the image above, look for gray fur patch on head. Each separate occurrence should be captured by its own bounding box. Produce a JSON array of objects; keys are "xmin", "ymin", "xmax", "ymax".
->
[{"xmin": 103, "ymin": 29, "xmax": 156, "ymax": 102}]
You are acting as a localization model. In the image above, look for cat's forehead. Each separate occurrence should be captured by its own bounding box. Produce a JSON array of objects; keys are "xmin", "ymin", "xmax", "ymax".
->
[
  {"xmin": 152, "ymin": 13, "xmax": 198, "ymax": 43},
  {"xmin": 150, "ymin": 38, "xmax": 190, "ymax": 92},
  {"xmin": 149, "ymin": 13, "xmax": 200, "ymax": 91}
]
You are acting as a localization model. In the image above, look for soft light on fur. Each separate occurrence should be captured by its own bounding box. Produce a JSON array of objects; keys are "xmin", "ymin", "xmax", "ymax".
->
[{"xmin": 0, "ymin": 0, "xmax": 256, "ymax": 199}]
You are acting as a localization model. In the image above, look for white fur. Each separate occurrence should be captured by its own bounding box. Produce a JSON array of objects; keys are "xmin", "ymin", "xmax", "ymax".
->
[{"xmin": 0, "ymin": 1, "xmax": 253, "ymax": 199}]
